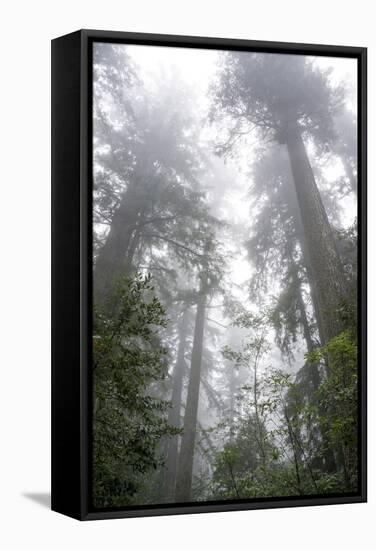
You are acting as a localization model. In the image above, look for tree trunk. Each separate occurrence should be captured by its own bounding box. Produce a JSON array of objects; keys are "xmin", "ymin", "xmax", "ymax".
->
[
  {"xmin": 296, "ymin": 283, "xmax": 314, "ymax": 353},
  {"xmin": 287, "ymin": 181, "xmax": 325, "ymax": 346},
  {"xmin": 285, "ymin": 127, "xmax": 345, "ymax": 344},
  {"xmin": 94, "ymin": 184, "xmax": 144, "ymax": 304},
  {"xmin": 164, "ymin": 309, "xmax": 190, "ymax": 501},
  {"xmin": 228, "ymin": 363, "xmax": 237, "ymax": 444},
  {"xmin": 294, "ymin": 274, "xmax": 337, "ymax": 472},
  {"xmin": 175, "ymin": 291, "xmax": 206, "ymax": 502},
  {"xmin": 284, "ymin": 132, "xmax": 342, "ymax": 472}
]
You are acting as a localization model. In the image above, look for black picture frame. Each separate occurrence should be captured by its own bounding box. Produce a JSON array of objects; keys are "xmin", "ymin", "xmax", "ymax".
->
[{"xmin": 51, "ymin": 29, "xmax": 367, "ymax": 520}]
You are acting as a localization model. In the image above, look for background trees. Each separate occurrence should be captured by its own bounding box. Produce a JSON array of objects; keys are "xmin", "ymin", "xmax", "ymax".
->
[
  {"xmin": 210, "ymin": 52, "xmax": 347, "ymax": 344},
  {"xmin": 92, "ymin": 44, "xmax": 358, "ymax": 506}
]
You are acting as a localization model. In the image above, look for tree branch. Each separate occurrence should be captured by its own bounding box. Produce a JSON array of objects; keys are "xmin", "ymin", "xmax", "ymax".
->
[{"xmin": 139, "ymin": 232, "xmax": 204, "ymax": 257}]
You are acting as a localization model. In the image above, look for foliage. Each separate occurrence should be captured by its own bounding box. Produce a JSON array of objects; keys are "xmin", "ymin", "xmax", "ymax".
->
[
  {"xmin": 209, "ymin": 315, "xmax": 358, "ymax": 500},
  {"xmin": 93, "ymin": 274, "xmax": 178, "ymax": 508},
  {"xmin": 307, "ymin": 330, "xmax": 358, "ymax": 489},
  {"xmin": 210, "ymin": 52, "xmax": 344, "ymax": 154}
]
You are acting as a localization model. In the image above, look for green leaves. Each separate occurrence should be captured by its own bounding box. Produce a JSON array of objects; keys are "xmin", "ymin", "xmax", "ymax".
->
[
  {"xmin": 93, "ymin": 274, "xmax": 177, "ymax": 508},
  {"xmin": 212, "ymin": 328, "xmax": 358, "ymax": 499}
]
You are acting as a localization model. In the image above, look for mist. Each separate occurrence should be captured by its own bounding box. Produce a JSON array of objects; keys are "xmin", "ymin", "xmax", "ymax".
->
[{"xmin": 92, "ymin": 42, "xmax": 358, "ymax": 507}]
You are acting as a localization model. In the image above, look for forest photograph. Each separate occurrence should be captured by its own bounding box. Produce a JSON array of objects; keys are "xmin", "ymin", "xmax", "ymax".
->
[{"xmin": 92, "ymin": 42, "xmax": 359, "ymax": 509}]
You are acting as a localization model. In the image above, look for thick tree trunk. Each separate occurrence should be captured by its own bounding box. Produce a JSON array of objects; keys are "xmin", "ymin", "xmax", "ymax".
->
[
  {"xmin": 175, "ymin": 292, "xmax": 206, "ymax": 502},
  {"xmin": 285, "ymin": 127, "xmax": 345, "ymax": 344},
  {"xmin": 294, "ymin": 275, "xmax": 336, "ymax": 472},
  {"xmin": 296, "ymin": 284, "xmax": 314, "ymax": 354},
  {"xmin": 94, "ymin": 184, "xmax": 144, "ymax": 304},
  {"xmin": 294, "ymin": 274, "xmax": 321, "ymax": 389},
  {"xmin": 164, "ymin": 309, "xmax": 190, "ymax": 501},
  {"xmin": 287, "ymin": 184, "xmax": 325, "ymax": 346},
  {"xmin": 288, "ymin": 193, "xmax": 335, "ymax": 481}
]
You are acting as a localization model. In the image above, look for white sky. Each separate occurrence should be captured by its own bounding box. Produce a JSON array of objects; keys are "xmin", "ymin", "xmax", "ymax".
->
[{"xmin": 127, "ymin": 44, "xmax": 357, "ymax": 108}]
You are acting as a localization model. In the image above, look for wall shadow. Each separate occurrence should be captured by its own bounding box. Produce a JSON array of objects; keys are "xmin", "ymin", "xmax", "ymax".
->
[{"xmin": 22, "ymin": 492, "xmax": 51, "ymax": 509}]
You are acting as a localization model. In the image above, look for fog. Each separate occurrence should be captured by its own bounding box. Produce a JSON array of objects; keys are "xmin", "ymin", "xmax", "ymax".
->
[{"xmin": 92, "ymin": 42, "xmax": 358, "ymax": 507}]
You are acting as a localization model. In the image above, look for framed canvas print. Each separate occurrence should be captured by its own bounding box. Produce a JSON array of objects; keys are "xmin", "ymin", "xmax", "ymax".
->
[{"xmin": 51, "ymin": 30, "xmax": 367, "ymax": 520}]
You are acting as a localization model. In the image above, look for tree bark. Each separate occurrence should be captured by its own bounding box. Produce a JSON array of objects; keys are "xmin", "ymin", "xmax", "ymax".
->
[
  {"xmin": 289, "ymin": 155, "xmax": 344, "ymax": 473},
  {"xmin": 164, "ymin": 309, "xmax": 190, "ymax": 501},
  {"xmin": 175, "ymin": 291, "xmax": 206, "ymax": 502},
  {"xmin": 94, "ymin": 182, "xmax": 144, "ymax": 305},
  {"xmin": 285, "ymin": 127, "xmax": 345, "ymax": 344},
  {"xmin": 228, "ymin": 362, "xmax": 237, "ymax": 444},
  {"xmin": 287, "ymin": 182, "xmax": 325, "ymax": 347}
]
